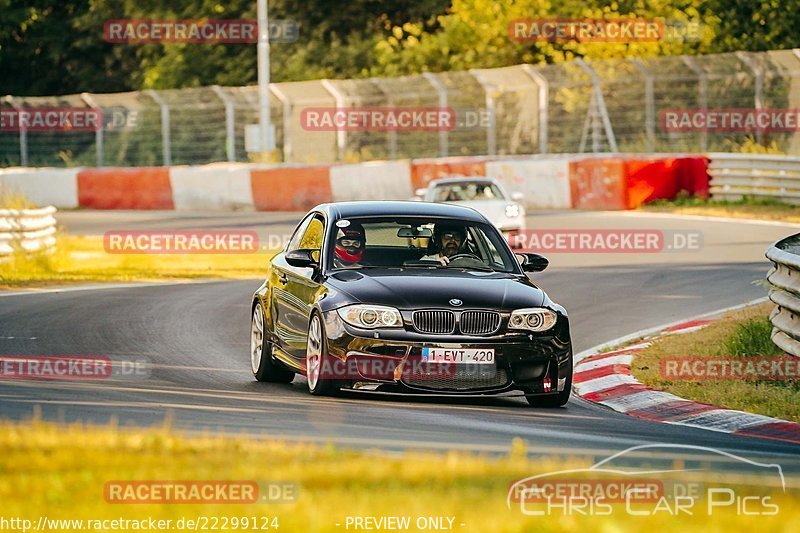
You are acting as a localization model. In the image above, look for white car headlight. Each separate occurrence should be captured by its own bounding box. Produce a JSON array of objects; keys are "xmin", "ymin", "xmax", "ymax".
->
[
  {"xmin": 508, "ymin": 308, "xmax": 557, "ymax": 332},
  {"xmin": 337, "ymin": 304, "xmax": 403, "ymax": 329},
  {"xmin": 505, "ymin": 204, "xmax": 520, "ymax": 218}
]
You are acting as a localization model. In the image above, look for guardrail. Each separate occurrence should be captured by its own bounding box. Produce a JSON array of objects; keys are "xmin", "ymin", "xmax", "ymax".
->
[
  {"xmin": 0, "ymin": 206, "xmax": 57, "ymax": 256},
  {"xmin": 766, "ymin": 233, "xmax": 800, "ymax": 357},
  {"xmin": 709, "ymin": 153, "xmax": 800, "ymax": 204}
]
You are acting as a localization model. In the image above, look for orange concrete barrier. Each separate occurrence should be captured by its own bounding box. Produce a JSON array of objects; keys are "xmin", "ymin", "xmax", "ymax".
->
[
  {"xmin": 410, "ymin": 157, "xmax": 488, "ymax": 190},
  {"xmin": 77, "ymin": 167, "xmax": 174, "ymax": 209},
  {"xmin": 250, "ymin": 166, "xmax": 332, "ymax": 211},
  {"xmin": 568, "ymin": 158, "xmax": 627, "ymax": 210}
]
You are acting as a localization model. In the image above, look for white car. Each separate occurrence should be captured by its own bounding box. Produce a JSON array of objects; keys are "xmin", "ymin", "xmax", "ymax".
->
[{"xmin": 413, "ymin": 177, "xmax": 526, "ymax": 245}]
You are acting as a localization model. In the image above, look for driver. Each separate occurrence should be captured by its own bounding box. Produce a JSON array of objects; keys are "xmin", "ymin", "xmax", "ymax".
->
[
  {"xmin": 426, "ymin": 224, "xmax": 467, "ymax": 266},
  {"xmin": 333, "ymin": 222, "xmax": 366, "ymax": 269}
]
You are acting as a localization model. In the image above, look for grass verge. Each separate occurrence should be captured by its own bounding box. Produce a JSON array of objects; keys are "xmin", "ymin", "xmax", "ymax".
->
[
  {"xmin": 631, "ymin": 302, "xmax": 800, "ymax": 422},
  {"xmin": 1, "ymin": 418, "xmax": 798, "ymax": 532},
  {"xmin": 0, "ymin": 234, "xmax": 276, "ymax": 289},
  {"xmin": 641, "ymin": 195, "xmax": 800, "ymax": 224}
]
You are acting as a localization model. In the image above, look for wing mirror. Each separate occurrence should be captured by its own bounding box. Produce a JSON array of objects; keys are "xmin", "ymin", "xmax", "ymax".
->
[
  {"xmin": 511, "ymin": 191, "xmax": 524, "ymax": 202},
  {"xmin": 285, "ymin": 249, "xmax": 319, "ymax": 268},
  {"xmin": 516, "ymin": 253, "xmax": 548, "ymax": 272}
]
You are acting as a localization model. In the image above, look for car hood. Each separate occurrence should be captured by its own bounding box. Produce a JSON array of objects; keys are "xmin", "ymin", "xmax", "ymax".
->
[{"xmin": 326, "ymin": 269, "xmax": 545, "ymax": 310}]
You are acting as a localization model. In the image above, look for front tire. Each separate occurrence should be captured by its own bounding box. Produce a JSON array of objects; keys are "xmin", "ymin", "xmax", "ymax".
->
[
  {"xmin": 306, "ymin": 313, "xmax": 338, "ymax": 396},
  {"xmin": 251, "ymin": 302, "xmax": 294, "ymax": 383}
]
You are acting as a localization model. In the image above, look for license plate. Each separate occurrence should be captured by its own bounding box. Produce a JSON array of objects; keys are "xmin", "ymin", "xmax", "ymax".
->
[{"xmin": 421, "ymin": 348, "xmax": 495, "ymax": 364}]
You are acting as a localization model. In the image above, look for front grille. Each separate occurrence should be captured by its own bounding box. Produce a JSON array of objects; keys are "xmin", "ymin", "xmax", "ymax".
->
[
  {"xmin": 460, "ymin": 311, "xmax": 501, "ymax": 335},
  {"xmin": 403, "ymin": 367, "xmax": 509, "ymax": 391},
  {"xmin": 413, "ymin": 310, "xmax": 456, "ymax": 334}
]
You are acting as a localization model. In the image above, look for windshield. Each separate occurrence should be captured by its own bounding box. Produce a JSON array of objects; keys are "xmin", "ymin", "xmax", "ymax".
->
[
  {"xmin": 328, "ymin": 216, "xmax": 518, "ymax": 273},
  {"xmin": 430, "ymin": 182, "xmax": 506, "ymax": 202}
]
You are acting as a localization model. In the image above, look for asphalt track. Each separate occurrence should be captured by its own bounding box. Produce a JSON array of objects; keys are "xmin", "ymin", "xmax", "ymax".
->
[{"xmin": 2, "ymin": 209, "xmax": 800, "ymax": 476}]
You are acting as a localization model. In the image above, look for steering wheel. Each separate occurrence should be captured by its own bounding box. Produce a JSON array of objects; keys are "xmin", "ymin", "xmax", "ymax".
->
[{"xmin": 447, "ymin": 252, "xmax": 482, "ymax": 263}]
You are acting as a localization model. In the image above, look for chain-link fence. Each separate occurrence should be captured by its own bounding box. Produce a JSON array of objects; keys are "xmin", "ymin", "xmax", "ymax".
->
[{"xmin": 2, "ymin": 49, "xmax": 799, "ymax": 167}]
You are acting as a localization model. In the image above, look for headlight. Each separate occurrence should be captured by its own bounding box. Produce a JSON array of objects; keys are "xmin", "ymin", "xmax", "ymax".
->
[
  {"xmin": 336, "ymin": 304, "xmax": 403, "ymax": 329},
  {"xmin": 505, "ymin": 204, "xmax": 520, "ymax": 218},
  {"xmin": 508, "ymin": 308, "xmax": 557, "ymax": 332}
]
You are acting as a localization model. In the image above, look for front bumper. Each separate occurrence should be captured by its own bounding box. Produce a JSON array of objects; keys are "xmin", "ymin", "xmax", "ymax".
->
[{"xmin": 320, "ymin": 309, "xmax": 571, "ymax": 395}]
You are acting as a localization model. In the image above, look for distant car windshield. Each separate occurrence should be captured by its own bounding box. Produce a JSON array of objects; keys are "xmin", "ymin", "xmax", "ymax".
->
[
  {"xmin": 328, "ymin": 216, "xmax": 518, "ymax": 273},
  {"xmin": 430, "ymin": 182, "xmax": 506, "ymax": 202}
]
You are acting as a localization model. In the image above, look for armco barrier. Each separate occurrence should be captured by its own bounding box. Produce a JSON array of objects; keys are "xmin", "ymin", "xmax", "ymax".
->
[
  {"xmin": 766, "ymin": 234, "xmax": 800, "ymax": 358},
  {"xmin": 709, "ymin": 153, "xmax": 800, "ymax": 204},
  {"xmin": 0, "ymin": 206, "xmax": 57, "ymax": 256},
  {"xmin": 0, "ymin": 153, "xmax": 713, "ymax": 212}
]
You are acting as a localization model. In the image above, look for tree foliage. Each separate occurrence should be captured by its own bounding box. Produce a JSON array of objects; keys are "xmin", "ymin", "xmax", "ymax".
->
[{"xmin": 0, "ymin": 0, "xmax": 797, "ymax": 96}]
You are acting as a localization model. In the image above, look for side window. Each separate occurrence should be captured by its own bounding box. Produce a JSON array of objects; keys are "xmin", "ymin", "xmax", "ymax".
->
[
  {"xmin": 475, "ymin": 228, "xmax": 503, "ymax": 267},
  {"xmin": 299, "ymin": 216, "xmax": 325, "ymax": 251},
  {"xmin": 286, "ymin": 214, "xmax": 314, "ymax": 252}
]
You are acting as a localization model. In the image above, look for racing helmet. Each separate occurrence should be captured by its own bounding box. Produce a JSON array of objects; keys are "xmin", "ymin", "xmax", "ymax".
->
[{"xmin": 334, "ymin": 222, "xmax": 366, "ymax": 263}]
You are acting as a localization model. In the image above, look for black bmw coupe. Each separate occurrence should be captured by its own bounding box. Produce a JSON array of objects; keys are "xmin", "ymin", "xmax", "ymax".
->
[{"xmin": 250, "ymin": 201, "xmax": 573, "ymax": 407}]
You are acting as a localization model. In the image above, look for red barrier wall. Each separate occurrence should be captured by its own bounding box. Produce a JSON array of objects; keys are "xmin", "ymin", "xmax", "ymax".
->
[
  {"xmin": 77, "ymin": 168, "xmax": 174, "ymax": 209},
  {"xmin": 569, "ymin": 156, "xmax": 710, "ymax": 210},
  {"xmin": 410, "ymin": 157, "xmax": 488, "ymax": 190},
  {"xmin": 250, "ymin": 166, "xmax": 332, "ymax": 211},
  {"xmin": 624, "ymin": 157, "xmax": 710, "ymax": 208}
]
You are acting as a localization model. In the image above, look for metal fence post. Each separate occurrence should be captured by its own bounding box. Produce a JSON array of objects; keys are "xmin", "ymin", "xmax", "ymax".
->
[
  {"xmin": 80, "ymin": 93, "xmax": 104, "ymax": 167},
  {"xmin": 422, "ymin": 73, "xmax": 448, "ymax": 158},
  {"xmin": 321, "ymin": 79, "xmax": 346, "ymax": 161},
  {"xmin": 469, "ymin": 70, "xmax": 497, "ymax": 156},
  {"xmin": 520, "ymin": 65, "xmax": 548, "ymax": 154},
  {"xmin": 211, "ymin": 85, "xmax": 236, "ymax": 162},
  {"xmin": 682, "ymin": 56, "xmax": 708, "ymax": 152},
  {"xmin": 575, "ymin": 59, "xmax": 618, "ymax": 152},
  {"xmin": 631, "ymin": 59, "xmax": 655, "ymax": 153},
  {"xmin": 269, "ymin": 84, "xmax": 292, "ymax": 163},
  {"xmin": 736, "ymin": 52, "xmax": 764, "ymax": 145},
  {"xmin": 369, "ymin": 79, "xmax": 397, "ymax": 159},
  {"xmin": 146, "ymin": 90, "xmax": 172, "ymax": 166},
  {"xmin": 4, "ymin": 96, "xmax": 27, "ymax": 166}
]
